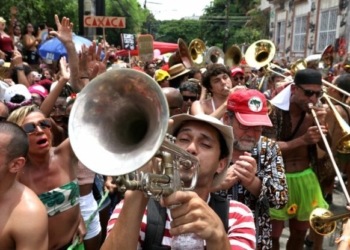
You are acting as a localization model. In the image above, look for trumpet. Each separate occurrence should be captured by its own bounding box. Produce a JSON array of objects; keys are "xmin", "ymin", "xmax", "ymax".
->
[
  {"xmin": 68, "ymin": 69, "xmax": 199, "ymax": 199},
  {"xmin": 308, "ymin": 95, "xmax": 350, "ymax": 235}
]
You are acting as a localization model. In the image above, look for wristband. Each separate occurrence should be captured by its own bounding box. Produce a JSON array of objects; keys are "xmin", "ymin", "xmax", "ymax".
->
[
  {"xmin": 14, "ymin": 66, "xmax": 24, "ymax": 71},
  {"xmin": 335, "ymin": 235, "xmax": 350, "ymax": 245},
  {"xmin": 80, "ymin": 76, "xmax": 89, "ymax": 79}
]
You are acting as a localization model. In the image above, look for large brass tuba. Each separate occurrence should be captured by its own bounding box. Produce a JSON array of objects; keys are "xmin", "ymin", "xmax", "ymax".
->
[
  {"xmin": 68, "ymin": 69, "xmax": 198, "ymax": 199},
  {"xmin": 188, "ymin": 39, "xmax": 206, "ymax": 68},
  {"xmin": 224, "ymin": 45, "xmax": 242, "ymax": 68},
  {"xmin": 205, "ymin": 46, "xmax": 225, "ymax": 64},
  {"xmin": 244, "ymin": 40, "xmax": 276, "ymax": 69},
  {"xmin": 168, "ymin": 38, "xmax": 193, "ymax": 68}
]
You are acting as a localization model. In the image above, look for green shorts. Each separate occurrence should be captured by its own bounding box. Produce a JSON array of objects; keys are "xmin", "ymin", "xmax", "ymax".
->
[{"xmin": 270, "ymin": 168, "xmax": 328, "ymax": 221}]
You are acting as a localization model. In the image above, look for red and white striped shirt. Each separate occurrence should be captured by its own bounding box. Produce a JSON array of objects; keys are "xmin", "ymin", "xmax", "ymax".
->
[{"xmin": 107, "ymin": 198, "xmax": 256, "ymax": 250}]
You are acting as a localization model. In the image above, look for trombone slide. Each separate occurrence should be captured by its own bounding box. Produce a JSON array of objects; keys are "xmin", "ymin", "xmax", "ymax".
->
[{"xmin": 308, "ymin": 103, "xmax": 350, "ymax": 203}]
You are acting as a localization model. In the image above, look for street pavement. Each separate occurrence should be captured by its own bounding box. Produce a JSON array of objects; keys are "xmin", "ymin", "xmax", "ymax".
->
[{"xmin": 278, "ymin": 188, "xmax": 347, "ymax": 249}]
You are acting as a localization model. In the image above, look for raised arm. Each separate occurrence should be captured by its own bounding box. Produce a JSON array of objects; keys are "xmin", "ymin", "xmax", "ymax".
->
[{"xmin": 50, "ymin": 15, "xmax": 80, "ymax": 93}]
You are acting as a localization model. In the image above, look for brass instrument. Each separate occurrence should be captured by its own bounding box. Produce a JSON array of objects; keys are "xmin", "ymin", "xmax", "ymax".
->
[
  {"xmin": 310, "ymin": 208, "xmax": 350, "ymax": 235},
  {"xmin": 205, "ymin": 46, "xmax": 225, "ymax": 64},
  {"xmin": 245, "ymin": 40, "xmax": 275, "ymax": 69},
  {"xmin": 246, "ymin": 41, "xmax": 350, "ymax": 97},
  {"xmin": 68, "ymin": 69, "xmax": 199, "ymax": 199},
  {"xmin": 188, "ymin": 39, "xmax": 206, "ymax": 68},
  {"xmin": 305, "ymin": 45, "xmax": 334, "ymax": 76},
  {"xmin": 169, "ymin": 38, "xmax": 193, "ymax": 68},
  {"xmin": 224, "ymin": 45, "xmax": 242, "ymax": 68},
  {"xmin": 308, "ymin": 96, "xmax": 350, "ymax": 235}
]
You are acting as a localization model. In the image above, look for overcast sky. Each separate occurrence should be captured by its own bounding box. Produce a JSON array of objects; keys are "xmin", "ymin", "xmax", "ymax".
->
[{"xmin": 136, "ymin": 0, "xmax": 213, "ymax": 20}]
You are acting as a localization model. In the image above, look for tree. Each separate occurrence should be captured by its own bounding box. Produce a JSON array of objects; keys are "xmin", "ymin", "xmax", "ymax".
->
[
  {"xmin": 0, "ymin": 0, "xmax": 78, "ymax": 32},
  {"xmin": 155, "ymin": 19, "xmax": 202, "ymax": 43},
  {"xmin": 105, "ymin": 0, "xmax": 148, "ymax": 46}
]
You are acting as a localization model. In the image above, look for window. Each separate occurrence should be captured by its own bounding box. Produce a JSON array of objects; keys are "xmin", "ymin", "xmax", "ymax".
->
[
  {"xmin": 276, "ymin": 21, "xmax": 285, "ymax": 51},
  {"xmin": 317, "ymin": 9, "xmax": 337, "ymax": 52},
  {"xmin": 293, "ymin": 16, "xmax": 307, "ymax": 52}
]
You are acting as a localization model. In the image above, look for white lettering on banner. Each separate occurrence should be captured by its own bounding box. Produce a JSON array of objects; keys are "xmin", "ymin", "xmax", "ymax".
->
[{"xmin": 84, "ymin": 16, "xmax": 126, "ymax": 28}]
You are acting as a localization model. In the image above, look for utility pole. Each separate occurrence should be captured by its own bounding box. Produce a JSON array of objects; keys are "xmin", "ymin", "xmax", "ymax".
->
[{"xmin": 223, "ymin": 0, "xmax": 230, "ymax": 52}]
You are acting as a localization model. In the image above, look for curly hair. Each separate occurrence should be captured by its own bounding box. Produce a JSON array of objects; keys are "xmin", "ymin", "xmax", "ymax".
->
[{"xmin": 201, "ymin": 64, "xmax": 231, "ymax": 93}]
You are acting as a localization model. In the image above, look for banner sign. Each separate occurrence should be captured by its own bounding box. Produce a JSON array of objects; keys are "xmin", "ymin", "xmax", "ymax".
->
[
  {"xmin": 121, "ymin": 34, "xmax": 136, "ymax": 50},
  {"xmin": 137, "ymin": 35, "xmax": 154, "ymax": 62},
  {"xmin": 84, "ymin": 16, "xmax": 126, "ymax": 28}
]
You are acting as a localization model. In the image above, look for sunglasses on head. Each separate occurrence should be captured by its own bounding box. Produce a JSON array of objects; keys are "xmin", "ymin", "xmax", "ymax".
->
[
  {"xmin": 22, "ymin": 119, "xmax": 51, "ymax": 134},
  {"xmin": 182, "ymin": 96, "xmax": 197, "ymax": 102},
  {"xmin": 297, "ymin": 85, "xmax": 324, "ymax": 98},
  {"xmin": 233, "ymin": 76, "xmax": 244, "ymax": 81}
]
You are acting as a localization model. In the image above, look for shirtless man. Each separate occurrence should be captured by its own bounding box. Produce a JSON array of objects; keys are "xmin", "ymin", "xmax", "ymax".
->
[
  {"xmin": 263, "ymin": 69, "xmax": 329, "ymax": 250},
  {"xmin": 0, "ymin": 122, "xmax": 48, "ymax": 250},
  {"xmin": 8, "ymin": 105, "xmax": 86, "ymax": 249},
  {"xmin": 191, "ymin": 64, "xmax": 233, "ymax": 120}
]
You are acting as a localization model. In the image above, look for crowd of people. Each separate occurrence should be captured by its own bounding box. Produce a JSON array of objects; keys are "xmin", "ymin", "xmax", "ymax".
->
[{"xmin": 1, "ymin": 9, "xmax": 350, "ymax": 250}]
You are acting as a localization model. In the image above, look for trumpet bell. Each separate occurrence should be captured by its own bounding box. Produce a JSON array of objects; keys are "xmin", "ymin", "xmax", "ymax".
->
[
  {"xmin": 310, "ymin": 208, "xmax": 337, "ymax": 236},
  {"xmin": 68, "ymin": 69, "xmax": 169, "ymax": 176},
  {"xmin": 245, "ymin": 40, "xmax": 275, "ymax": 69},
  {"xmin": 188, "ymin": 39, "xmax": 206, "ymax": 68},
  {"xmin": 225, "ymin": 45, "xmax": 242, "ymax": 68},
  {"xmin": 206, "ymin": 46, "xmax": 224, "ymax": 64}
]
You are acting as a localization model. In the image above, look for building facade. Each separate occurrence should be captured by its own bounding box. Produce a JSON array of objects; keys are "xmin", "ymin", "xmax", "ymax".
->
[{"xmin": 260, "ymin": 0, "xmax": 349, "ymax": 62}]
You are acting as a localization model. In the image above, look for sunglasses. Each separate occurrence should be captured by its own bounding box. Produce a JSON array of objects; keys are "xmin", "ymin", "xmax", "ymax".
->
[
  {"xmin": 183, "ymin": 96, "xmax": 197, "ymax": 102},
  {"xmin": 233, "ymin": 76, "xmax": 245, "ymax": 81},
  {"xmin": 297, "ymin": 85, "xmax": 324, "ymax": 98},
  {"xmin": 22, "ymin": 119, "xmax": 51, "ymax": 134}
]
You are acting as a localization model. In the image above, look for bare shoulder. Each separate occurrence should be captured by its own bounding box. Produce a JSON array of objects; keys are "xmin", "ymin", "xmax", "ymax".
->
[{"xmin": 11, "ymin": 184, "xmax": 48, "ymax": 247}]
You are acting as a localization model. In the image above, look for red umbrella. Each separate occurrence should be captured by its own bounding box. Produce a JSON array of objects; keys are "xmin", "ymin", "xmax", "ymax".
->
[{"xmin": 116, "ymin": 41, "xmax": 178, "ymax": 57}]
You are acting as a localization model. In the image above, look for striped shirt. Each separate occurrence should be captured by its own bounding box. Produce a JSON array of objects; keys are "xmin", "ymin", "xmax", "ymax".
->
[{"xmin": 107, "ymin": 199, "xmax": 256, "ymax": 250}]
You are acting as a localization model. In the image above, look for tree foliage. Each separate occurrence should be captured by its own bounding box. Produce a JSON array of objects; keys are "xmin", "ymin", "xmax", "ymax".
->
[
  {"xmin": 155, "ymin": 19, "xmax": 202, "ymax": 44},
  {"xmin": 105, "ymin": 0, "xmax": 148, "ymax": 45},
  {"xmin": 0, "ymin": 0, "xmax": 78, "ymax": 32}
]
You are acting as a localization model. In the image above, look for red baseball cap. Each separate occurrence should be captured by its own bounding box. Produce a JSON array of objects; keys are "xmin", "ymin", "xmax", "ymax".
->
[
  {"xmin": 230, "ymin": 67, "xmax": 244, "ymax": 77},
  {"xmin": 227, "ymin": 89, "xmax": 272, "ymax": 127}
]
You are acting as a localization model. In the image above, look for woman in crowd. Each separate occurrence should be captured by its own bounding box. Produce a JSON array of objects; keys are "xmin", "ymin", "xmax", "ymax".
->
[
  {"xmin": 0, "ymin": 17, "xmax": 14, "ymax": 62},
  {"xmin": 7, "ymin": 105, "xmax": 86, "ymax": 249},
  {"xmin": 22, "ymin": 23, "xmax": 40, "ymax": 69}
]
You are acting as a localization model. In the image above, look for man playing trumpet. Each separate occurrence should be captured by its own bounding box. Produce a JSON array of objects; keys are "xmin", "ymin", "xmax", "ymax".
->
[{"xmin": 263, "ymin": 69, "xmax": 329, "ymax": 250}]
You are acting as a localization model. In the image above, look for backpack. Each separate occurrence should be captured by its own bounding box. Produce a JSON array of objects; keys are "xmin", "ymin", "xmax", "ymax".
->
[{"xmin": 143, "ymin": 193, "xmax": 229, "ymax": 250}]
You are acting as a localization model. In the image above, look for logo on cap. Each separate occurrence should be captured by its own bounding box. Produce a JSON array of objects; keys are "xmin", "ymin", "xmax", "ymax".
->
[{"xmin": 248, "ymin": 97, "xmax": 262, "ymax": 112}]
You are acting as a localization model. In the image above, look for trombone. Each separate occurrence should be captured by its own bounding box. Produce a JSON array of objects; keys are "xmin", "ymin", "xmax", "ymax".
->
[
  {"xmin": 245, "ymin": 40, "xmax": 350, "ymax": 97},
  {"xmin": 309, "ymin": 94, "xmax": 350, "ymax": 235}
]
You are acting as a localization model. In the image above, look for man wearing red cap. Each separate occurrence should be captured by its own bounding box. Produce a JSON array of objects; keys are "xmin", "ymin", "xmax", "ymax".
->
[
  {"xmin": 230, "ymin": 67, "xmax": 246, "ymax": 87},
  {"xmin": 213, "ymin": 89, "xmax": 288, "ymax": 250}
]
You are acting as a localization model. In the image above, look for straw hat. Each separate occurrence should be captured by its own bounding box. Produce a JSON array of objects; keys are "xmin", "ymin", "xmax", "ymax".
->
[{"xmin": 168, "ymin": 63, "xmax": 190, "ymax": 80}]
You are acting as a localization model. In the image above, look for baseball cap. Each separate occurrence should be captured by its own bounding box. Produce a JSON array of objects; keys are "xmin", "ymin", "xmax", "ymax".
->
[
  {"xmin": 230, "ymin": 67, "xmax": 244, "ymax": 77},
  {"xmin": 168, "ymin": 113, "xmax": 234, "ymax": 187},
  {"xmin": 155, "ymin": 69, "xmax": 170, "ymax": 82},
  {"xmin": 227, "ymin": 89, "xmax": 272, "ymax": 127}
]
